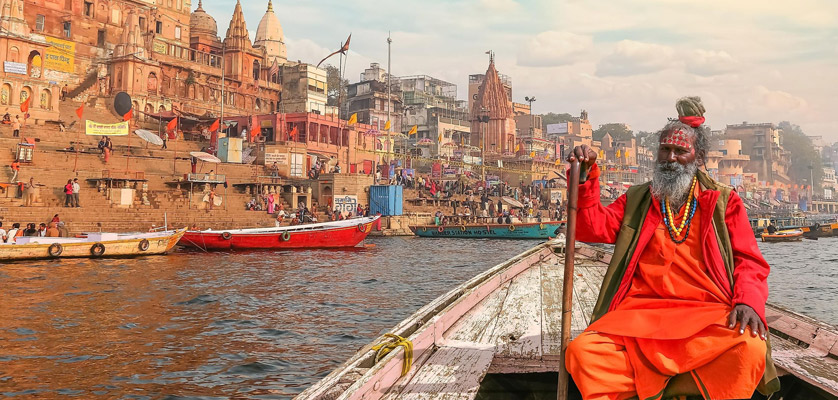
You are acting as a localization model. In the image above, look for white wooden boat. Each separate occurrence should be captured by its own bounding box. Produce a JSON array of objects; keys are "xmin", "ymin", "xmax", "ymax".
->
[
  {"xmin": 298, "ymin": 241, "xmax": 838, "ymax": 399},
  {"xmin": 0, "ymin": 228, "xmax": 186, "ymax": 261}
]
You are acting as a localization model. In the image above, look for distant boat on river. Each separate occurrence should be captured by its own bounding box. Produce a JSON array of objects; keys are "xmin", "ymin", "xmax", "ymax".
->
[
  {"xmin": 762, "ymin": 229, "xmax": 804, "ymax": 242},
  {"xmin": 298, "ymin": 241, "xmax": 838, "ymax": 399},
  {"xmin": 0, "ymin": 229, "xmax": 186, "ymax": 261},
  {"xmin": 409, "ymin": 221, "xmax": 565, "ymax": 239},
  {"xmin": 178, "ymin": 216, "xmax": 379, "ymax": 250}
]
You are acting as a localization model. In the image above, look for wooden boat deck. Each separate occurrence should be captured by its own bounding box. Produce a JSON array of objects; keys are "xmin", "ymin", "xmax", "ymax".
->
[{"xmin": 298, "ymin": 242, "xmax": 838, "ymax": 400}]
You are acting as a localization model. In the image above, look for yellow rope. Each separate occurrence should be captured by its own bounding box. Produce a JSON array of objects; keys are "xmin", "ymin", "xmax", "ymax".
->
[{"xmin": 371, "ymin": 333, "xmax": 413, "ymax": 376}]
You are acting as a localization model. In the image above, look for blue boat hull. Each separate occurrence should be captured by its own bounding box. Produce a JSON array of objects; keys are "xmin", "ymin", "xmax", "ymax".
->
[{"xmin": 409, "ymin": 221, "xmax": 565, "ymax": 239}]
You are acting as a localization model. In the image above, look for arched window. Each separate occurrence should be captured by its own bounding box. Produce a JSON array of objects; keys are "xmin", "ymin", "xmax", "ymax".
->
[
  {"xmin": 40, "ymin": 89, "xmax": 52, "ymax": 110},
  {"xmin": 132, "ymin": 101, "xmax": 139, "ymax": 119},
  {"xmin": 1, "ymin": 83, "xmax": 11, "ymax": 105},
  {"xmin": 28, "ymin": 51, "xmax": 42, "ymax": 78},
  {"xmin": 144, "ymin": 103, "xmax": 153, "ymax": 121},
  {"xmin": 255, "ymin": 98, "xmax": 261, "ymax": 111},
  {"xmin": 147, "ymin": 72, "xmax": 158, "ymax": 93},
  {"xmin": 20, "ymin": 86, "xmax": 32, "ymax": 104},
  {"xmin": 158, "ymin": 105, "xmax": 165, "ymax": 113},
  {"xmin": 8, "ymin": 47, "xmax": 19, "ymax": 62},
  {"xmin": 252, "ymin": 60, "xmax": 260, "ymax": 81}
]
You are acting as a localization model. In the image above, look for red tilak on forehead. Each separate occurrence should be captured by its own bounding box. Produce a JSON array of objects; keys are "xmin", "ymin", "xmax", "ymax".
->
[{"xmin": 661, "ymin": 129, "xmax": 693, "ymax": 150}]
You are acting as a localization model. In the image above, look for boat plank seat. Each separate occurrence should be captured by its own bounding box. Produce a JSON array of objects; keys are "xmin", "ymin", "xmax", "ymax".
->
[
  {"xmin": 765, "ymin": 306, "xmax": 838, "ymax": 396},
  {"xmin": 381, "ymin": 345, "xmax": 495, "ymax": 400}
]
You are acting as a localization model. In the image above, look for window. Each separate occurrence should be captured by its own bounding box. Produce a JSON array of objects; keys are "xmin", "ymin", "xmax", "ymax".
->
[
  {"xmin": 111, "ymin": 9, "xmax": 120, "ymax": 24},
  {"xmin": 35, "ymin": 15, "xmax": 44, "ymax": 31},
  {"xmin": 174, "ymin": 26, "xmax": 181, "ymax": 39},
  {"xmin": 97, "ymin": 30, "xmax": 105, "ymax": 47},
  {"xmin": 139, "ymin": 17, "xmax": 146, "ymax": 31},
  {"xmin": 156, "ymin": 21, "xmax": 162, "ymax": 34},
  {"xmin": 83, "ymin": 1, "xmax": 92, "ymax": 17},
  {"xmin": 63, "ymin": 21, "xmax": 71, "ymax": 38}
]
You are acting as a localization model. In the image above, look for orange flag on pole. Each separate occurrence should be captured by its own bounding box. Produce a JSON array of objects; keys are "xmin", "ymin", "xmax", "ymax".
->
[
  {"xmin": 20, "ymin": 97, "xmax": 30, "ymax": 113},
  {"xmin": 166, "ymin": 117, "xmax": 178, "ymax": 132},
  {"xmin": 289, "ymin": 125, "xmax": 298, "ymax": 139},
  {"xmin": 75, "ymin": 104, "xmax": 84, "ymax": 119},
  {"xmin": 210, "ymin": 119, "xmax": 220, "ymax": 132},
  {"xmin": 123, "ymin": 109, "xmax": 133, "ymax": 121}
]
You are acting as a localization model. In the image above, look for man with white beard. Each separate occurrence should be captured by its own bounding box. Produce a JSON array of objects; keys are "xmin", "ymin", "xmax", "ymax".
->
[{"xmin": 564, "ymin": 97, "xmax": 779, "ymax": 400}]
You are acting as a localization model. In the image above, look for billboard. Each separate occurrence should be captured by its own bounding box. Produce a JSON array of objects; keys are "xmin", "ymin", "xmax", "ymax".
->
[
  {"xmin": 85, "ymin": 121, "xmax": 129, "ymax": 136},
  {"xmin": 44, "ymin": 36, "xmax": 75, "ymax": 73},
  {"xmin": 546, "ymin": 123, "xmax": 568, "ymax": 135}
]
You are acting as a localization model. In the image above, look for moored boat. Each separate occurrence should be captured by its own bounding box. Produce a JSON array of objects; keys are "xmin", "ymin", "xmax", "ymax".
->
[
  {"xmin": 178, "ymin": 216, "xmax": 379, "ymax": 250},
  {"xmin": 297, "ymin": 241, "xmax": 838, "ymax": 399},
  {"xmin": 409, "ymin": 220, "xmax": 565, "ymax": 239},
  {"xmin": 762, "ymin": 229, "xmax": 804, "ymax": 242},
  {"xmin": 0, "ymin": 228, "xmax": 186, "ymax": 261}
]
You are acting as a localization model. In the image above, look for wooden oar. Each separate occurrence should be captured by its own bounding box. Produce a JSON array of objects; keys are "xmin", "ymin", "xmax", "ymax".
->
[{"xmin": 557, "ymin": 159, "xmax": 583, "ymax": 400}]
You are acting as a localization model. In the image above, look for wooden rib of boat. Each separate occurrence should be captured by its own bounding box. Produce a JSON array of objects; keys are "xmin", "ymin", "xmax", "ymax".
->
[
  {"xmin": 762, "ymin": 230, "xmax": 804, "ymax": 242},
  {"xmin": 178, "ymin": 216, "xmax": 379, "ymax": 250},
  {"xmin": 0, "ymin": 228, "xmax": 186, "ymax": 261},
  {"xmin": 409, "ymin": 221, "xmax": 565, "ymax": 239},
  {"xmin": 297, "ymin": 242, "xmax": 838, "ymax": 399}
]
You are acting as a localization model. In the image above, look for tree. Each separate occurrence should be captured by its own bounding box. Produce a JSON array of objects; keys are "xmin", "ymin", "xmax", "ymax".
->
[
  {"xmin": 540, "ymin": 112, "xmax": 573, "ymax": 131},
  {"xmin": 635, "ymin": 131, "xmax": 659, "ymax": 151},
  {"xmin": 778, "ymin": 121, "xmax": 822, "ymax": 192},
  {"xmin": 325, "ymin": 64, "xmax": 348, "ymax": 108},
  {"xmin": 593, "ymin": 123, "xmax": 633, "ymax": 142}
]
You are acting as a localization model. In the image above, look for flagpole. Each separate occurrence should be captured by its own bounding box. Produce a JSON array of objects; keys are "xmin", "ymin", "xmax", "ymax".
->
[
  {"xmin": 73, "ymin": 110, "xmax": 81, "ymax": 172},
  {"xmin": 387, "ymin": 32, "xmax": 392, "ymax": 167}
]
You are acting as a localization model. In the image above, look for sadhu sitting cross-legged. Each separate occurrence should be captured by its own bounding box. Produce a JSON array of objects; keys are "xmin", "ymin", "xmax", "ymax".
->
[{"xmin": 565, "ymin": 97, "xmax": 779, "ymax": 400}]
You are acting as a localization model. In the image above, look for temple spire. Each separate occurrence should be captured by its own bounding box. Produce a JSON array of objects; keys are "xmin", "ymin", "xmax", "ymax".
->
[{"xmin": 267, "ymin": 0, "xmax": 273, "ymax": 12}]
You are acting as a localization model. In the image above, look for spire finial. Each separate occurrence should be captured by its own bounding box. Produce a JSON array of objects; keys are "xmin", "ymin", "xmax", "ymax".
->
[
  {"xmin": 267, "ymin": 0, "xmax": 273, "ymax": 12},
  {"xmin": 196, "ymin": 0, "xmax": 203, "ymax": 10}
]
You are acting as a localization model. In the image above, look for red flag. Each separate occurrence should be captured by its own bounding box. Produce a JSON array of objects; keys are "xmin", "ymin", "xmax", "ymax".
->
[
  {"xmin": 289, "ymin": 125, "xmax": 298, "ymax": 139},
  {"xmin": 210, "ymin": 119, "xmax": 220, "ymax": 132},
  {"xmin": 339, "ymin": 34, "xmax": 351, "ymax": 54},
  {"xmin": 20, "ymin": 97, "xmax": 30, "ymax": 113},
  {"xmin": 123, "ymin": 109, "xmax": 133, "ymax": 121},
  {"xmin": 75, "ymin": 104, "xmax": 84, "ymax": 119},
  {"xmin": 166, "ymin": 117, "xmax": 177, "ymax": 132}
]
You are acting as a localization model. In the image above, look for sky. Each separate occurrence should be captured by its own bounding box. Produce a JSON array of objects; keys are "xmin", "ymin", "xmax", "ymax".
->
[{"xmin": 201, "ymin": 0, "xmax": 838, "ymax": 141}]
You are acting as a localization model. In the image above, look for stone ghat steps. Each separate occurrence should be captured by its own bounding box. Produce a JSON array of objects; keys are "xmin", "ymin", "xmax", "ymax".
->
[{"xmin": 1, "ymin": 206, "xmax": 277, "ymax": 234}]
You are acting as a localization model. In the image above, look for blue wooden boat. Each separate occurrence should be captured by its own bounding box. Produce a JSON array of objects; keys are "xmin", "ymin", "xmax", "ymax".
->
[{"xmin": 409, "ymin": 221, "xmax": 565, "ymax": 239}]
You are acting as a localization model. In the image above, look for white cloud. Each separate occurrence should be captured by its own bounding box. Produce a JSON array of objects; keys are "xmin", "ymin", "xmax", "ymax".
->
[
  {"xmin": 516, "ymin": 31, "xmax": 592, "ymax": 67},
  {"xmin": 685, "ymin": 50, "xmax": 738, "ymax": 76},
  {"xmin": 750, "ymin": 86, "xmax": 809, "ymax": 113},
  {"xmin": 596, "ymin": 40, "xmax": 678, "ymax": 77}
]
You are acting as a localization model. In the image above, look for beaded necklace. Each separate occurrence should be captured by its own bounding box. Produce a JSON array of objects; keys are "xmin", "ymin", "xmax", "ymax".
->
[{"xmin": 661, "ymin": 176, "xmax": 698, "ymax": 244}]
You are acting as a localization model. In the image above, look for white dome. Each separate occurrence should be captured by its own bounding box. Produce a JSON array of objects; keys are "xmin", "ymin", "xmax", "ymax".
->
[{"xmin": 255, "ymin": 1, "xmax": 287, "ymax": 62}]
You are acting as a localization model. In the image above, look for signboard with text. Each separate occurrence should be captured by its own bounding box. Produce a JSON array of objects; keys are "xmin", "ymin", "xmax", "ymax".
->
[
  {"xmin": 153, "ymin": 41, "xmax": 167, "ymax": 54},
  {"xmin": 44, "ymin": 36, "xmax": 75, "ymax": 73},
  {"xmin": 334, "ymin": 195, "xmax": 359, "ymax": 216},
  {"xmin": 85, "ymin": 121, "xmax": 129, "ymax": 136},
  {"xmin": 3, "ymin": 61, "xmax": 26, "ymax": 75},
  {"xmin": 264, "ymin": 152, "xmax": 288, "ymax": 165}
]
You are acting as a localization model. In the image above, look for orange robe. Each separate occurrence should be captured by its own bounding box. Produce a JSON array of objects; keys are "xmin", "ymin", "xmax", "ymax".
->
[{"xmin": 566, "ymin": 205, "xmax": 766, "ymax": 400}]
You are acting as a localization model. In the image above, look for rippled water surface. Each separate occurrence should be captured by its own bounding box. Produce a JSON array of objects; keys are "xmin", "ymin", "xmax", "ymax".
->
[{"xmin": 0, "ymin": 236, "xmax": 835, "ymax": 398}]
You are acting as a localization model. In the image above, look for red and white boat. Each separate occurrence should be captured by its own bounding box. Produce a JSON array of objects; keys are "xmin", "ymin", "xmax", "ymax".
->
[{"xmin": 178, "ymin": 216, "xmax": 380, "ymax": 250}]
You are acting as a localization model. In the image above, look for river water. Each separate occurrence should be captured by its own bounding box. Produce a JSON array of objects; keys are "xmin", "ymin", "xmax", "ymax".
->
[{"xmin": 0, "ymin": 237, "xmax": 835, "ymax": 399}]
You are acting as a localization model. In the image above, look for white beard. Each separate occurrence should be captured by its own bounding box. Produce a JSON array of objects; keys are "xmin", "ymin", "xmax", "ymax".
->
[{"xmin": 651, "ymin": 161, "xmax": 698, "ymax": 209}]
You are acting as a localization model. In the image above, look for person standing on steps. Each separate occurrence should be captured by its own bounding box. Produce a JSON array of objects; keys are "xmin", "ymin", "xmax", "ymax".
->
[
  {"xmin": 12, "ymin": 115, "xmax": 21, "ymax": 137},
  {"xmin": 63, "ymin": 179, "xmax": 74, "ymax": 207},
  {"xmin": 72, "ymin": 178, "xmax": 81, "ymax": 207},
  {"xmin": 23, "ymin": 177, "xmax": 39, "ymax": 206}
]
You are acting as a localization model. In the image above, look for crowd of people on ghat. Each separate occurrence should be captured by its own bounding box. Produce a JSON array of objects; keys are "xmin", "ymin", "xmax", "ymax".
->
[{"xmin": 0, "ymin": 214, "xmax": 71, "ymax": 244}]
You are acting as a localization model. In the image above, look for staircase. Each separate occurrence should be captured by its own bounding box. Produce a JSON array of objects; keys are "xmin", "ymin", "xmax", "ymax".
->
[{"xmin": 66, "ymin": 70, "xmax": 98, "ymax": 100}]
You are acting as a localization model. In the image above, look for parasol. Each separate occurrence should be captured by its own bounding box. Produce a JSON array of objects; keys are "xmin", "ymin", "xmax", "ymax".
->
[
  {"xmin": 501, "ymin": 196, "xmax": 525, "ymax": 209},
  {"xmin": 417, "ymin": 138, "xmax": 433, "ymax": 145},
  {"xmin": 189, "ymin": 151, "xmax": 221, "ymax": 163},
  {"xmin": 135, "ymin": 129, "xmax": 163, "ymax": 146},
  {"xmin": 441, "ymin": 142, "xmax": 457, "ymax": 147}
]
